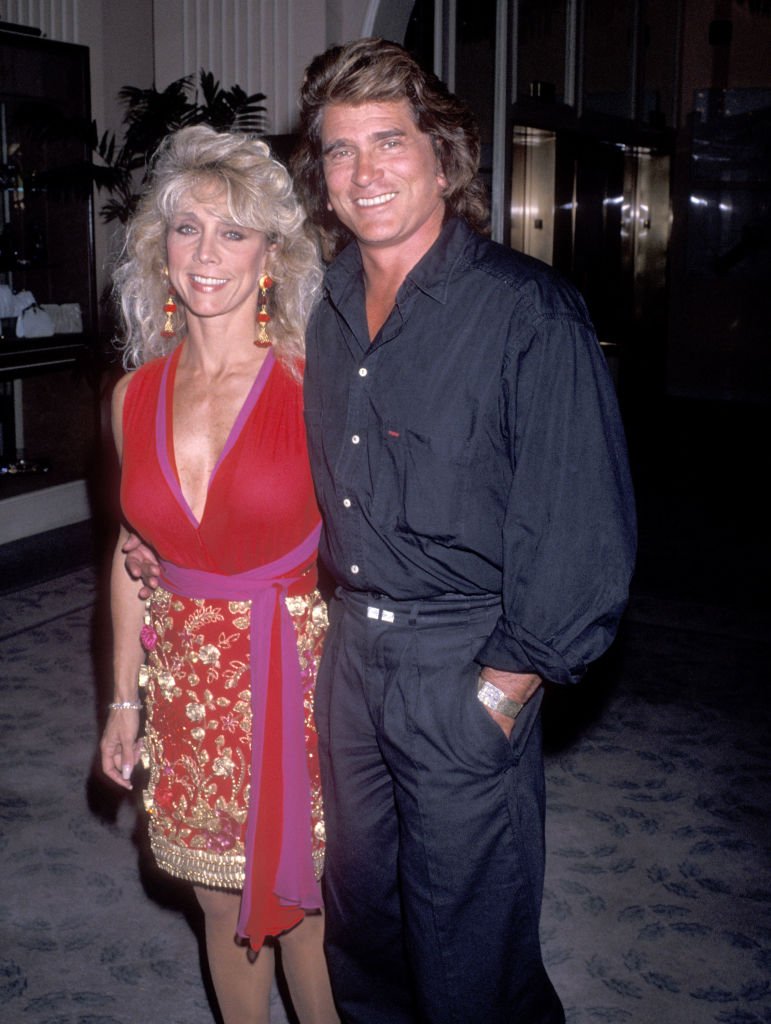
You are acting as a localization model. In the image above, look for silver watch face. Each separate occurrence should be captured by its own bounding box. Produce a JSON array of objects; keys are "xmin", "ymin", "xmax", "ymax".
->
[{"xmin": 478, "ymin": 680, "xmax": 523, "ymax": 719}]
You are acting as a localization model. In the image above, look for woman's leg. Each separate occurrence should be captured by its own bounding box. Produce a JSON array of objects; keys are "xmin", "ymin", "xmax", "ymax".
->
[
  {"xmin": 194, "ymin": 885, "xmax": 274, "ymax": 1024},
  {"xmin": 279, "ymin": 911, "xmax": 339, "ymax": 1024}
]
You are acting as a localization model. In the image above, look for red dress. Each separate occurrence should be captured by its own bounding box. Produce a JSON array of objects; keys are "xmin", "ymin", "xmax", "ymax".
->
[{"xmin": 120, "ymin": 344, "xmax": 324, "ymax": 949}]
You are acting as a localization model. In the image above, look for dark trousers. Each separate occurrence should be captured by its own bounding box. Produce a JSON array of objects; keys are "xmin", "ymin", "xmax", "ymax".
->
[{"xmin": 314, "ymin": 590, "xmax": 565, "ymax": 1024}]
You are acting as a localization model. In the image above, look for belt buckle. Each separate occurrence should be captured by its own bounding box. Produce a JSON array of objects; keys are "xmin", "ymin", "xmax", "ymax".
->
[{"xmin": 366, "ymin": 605, "xmax": 395, "ymax": 624}]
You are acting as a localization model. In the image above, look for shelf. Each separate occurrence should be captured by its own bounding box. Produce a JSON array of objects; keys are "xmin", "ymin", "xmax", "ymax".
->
[{"xmin": 0, "ymin": 334, "xmax": 92, "ymax": 377}]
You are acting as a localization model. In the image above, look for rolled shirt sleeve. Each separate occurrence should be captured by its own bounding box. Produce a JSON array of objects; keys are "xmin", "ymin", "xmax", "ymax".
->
[{"xmin": 477, "ymin": 304, "xmax": 636, "ymax": 684}]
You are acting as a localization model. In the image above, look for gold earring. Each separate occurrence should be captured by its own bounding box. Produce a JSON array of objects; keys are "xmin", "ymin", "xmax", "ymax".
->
[
  {"xmin": 161, "ymin": 268, "xmax": 177, "ymax": 339},
  {"xmin": 254, "ymin": 273, "xmax": 273, "ymax": 348}
]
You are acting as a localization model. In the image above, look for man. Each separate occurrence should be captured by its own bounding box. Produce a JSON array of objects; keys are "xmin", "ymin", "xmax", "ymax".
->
[{"xmin": 289, "ymin": 38, "xmax": 636, "ymax": 1024}]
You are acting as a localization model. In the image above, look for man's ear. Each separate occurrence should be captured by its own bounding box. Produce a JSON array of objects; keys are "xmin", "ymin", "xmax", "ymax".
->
[{"xmin": 431, "ymin": 139, "xmax": 449, "ymax": 191}]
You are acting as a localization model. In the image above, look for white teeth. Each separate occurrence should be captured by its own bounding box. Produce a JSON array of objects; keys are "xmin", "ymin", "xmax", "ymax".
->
[
  {"xmin": 355, "ymin": 193, "xmax": 397, "ymax": 208},
  {"xmin": 191, "ymin": 274, "xmax": 227, "ymax": 285}
]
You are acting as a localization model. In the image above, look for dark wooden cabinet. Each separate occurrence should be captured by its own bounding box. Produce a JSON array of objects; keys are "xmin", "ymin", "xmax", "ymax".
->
[
  {"xmin": 0, "ymin": 28, "xmax": 99, "ymax": 510},
  {"xmin": 0, "ymin": 29, "xmax": 97, "ymax": 370}
]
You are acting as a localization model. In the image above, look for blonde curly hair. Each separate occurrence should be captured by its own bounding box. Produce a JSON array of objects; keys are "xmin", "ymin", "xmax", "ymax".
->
[{"xmin": 113, "ymin": 125, "xmax": 322, "ymax": 375}]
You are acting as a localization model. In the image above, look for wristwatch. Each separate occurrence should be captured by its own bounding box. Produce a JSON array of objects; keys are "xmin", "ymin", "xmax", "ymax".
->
[{"xmin": 477, "ymin": 676, "xmax": 525, "ymax": 721}]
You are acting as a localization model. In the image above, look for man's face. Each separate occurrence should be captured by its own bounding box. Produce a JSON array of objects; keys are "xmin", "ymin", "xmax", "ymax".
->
[{"xmin": 320, "ymin": 99, "xmax": 447, "ymax": 259}]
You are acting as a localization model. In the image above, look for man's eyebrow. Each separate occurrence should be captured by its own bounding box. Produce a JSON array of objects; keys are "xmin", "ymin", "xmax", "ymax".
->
[
  {"xmin": 321, "ymin": 138, "xmax": 349, "ymax": 156},
  {"xmin": 322, "ymin": 127, "xmax": 407, "ymax": 155},
  {"xmin": 372, "ymin": 128, "xmax": 407, "ymax": 141}
]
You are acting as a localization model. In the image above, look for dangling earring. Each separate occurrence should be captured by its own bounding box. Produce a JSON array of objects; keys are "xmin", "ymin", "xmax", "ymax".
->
[
  {"xmin": 254, "ymin": 273, "xmax": 273, "ymax": 348},
  {"xmin": 161, "ymin": 269, "xmax": 177, "ymax": 339}
]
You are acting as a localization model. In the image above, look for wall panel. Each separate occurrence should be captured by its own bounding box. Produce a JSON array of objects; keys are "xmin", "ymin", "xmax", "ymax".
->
[
  {"xmin": 0, "ymin": 0, "xmax": 79, "ymax": 41},
  {"xmin": 153, "ymin": 0, "xmax": 331, "ymax": 134}
]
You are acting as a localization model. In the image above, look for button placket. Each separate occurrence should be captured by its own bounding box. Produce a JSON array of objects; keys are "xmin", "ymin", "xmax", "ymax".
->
[{"xmin": 337, "ymin": 354, "xmax": 372, "ymax": 586}]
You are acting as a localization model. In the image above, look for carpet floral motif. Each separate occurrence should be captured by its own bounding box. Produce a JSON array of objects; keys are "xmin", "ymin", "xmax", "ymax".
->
[{"xmin": 1, "ymin": 570, "xmax": 769, "ymax": 1023}]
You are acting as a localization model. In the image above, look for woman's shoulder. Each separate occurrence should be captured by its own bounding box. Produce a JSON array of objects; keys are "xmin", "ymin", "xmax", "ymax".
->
[
  {"xmin": 124, "ymin": 349, "xmax": 176, "ymax": 394},
  {"xmin": 111, "ymin": 370, "xmax": 133, "ymax": 408},
  {"xmin": 117, "ymin": 350, "xmax": 175, "ymax": 420}
]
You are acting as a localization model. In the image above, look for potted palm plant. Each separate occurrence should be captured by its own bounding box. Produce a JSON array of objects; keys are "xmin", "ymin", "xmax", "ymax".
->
[{"xmin": 93, "ymin": 69, "xmax": 268, "ymax": 223}]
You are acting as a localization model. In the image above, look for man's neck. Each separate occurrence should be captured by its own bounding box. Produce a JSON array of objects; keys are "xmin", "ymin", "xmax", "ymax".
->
[
  {"xmin": 361, "ymin": 238, "xmax": 438, "ymax": 341},
  {"xmin": 358, "ymin": 219, "xmax": 444, "ymax": 298}
]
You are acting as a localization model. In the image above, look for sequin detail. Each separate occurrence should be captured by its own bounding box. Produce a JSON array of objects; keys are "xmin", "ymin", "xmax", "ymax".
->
[{"xmin": 139, "ymin": 587, "xmax": 327, "ymax": 888}]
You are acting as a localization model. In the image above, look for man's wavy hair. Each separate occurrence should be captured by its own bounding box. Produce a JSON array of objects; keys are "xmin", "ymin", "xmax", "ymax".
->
[
  {"xmin": 113, "ymin": 125, "xmax": 322, "ymax": 375},
  {"xmin": 292, "ymin": 37, "xmax": 490, "ymax": 258}
]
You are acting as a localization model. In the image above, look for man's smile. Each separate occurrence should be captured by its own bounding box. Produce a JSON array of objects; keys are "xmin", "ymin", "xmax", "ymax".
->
[{"xmin": 354, "ymin": 192, "xmax": 398, "ymax": 208}]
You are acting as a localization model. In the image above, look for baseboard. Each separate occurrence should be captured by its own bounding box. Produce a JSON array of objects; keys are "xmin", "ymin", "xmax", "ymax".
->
[{"xmin": 0, "ymin": 479, "xmax": 91, "ymax": 545}]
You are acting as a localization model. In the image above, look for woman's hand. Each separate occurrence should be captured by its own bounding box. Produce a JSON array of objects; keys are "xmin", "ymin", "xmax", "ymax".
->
[
  {"xmin": 100, "ymin": 709, "xmax": 143, "ymax": 790},
  {"xmin": 122, "ymin": 532, "xmax": 162, "ymax": 599}
]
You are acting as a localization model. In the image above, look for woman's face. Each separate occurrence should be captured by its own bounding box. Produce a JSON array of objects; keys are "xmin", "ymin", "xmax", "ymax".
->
[{"xmin": 165, "ymin": 188, "xmax": 271, "ymax": 327}]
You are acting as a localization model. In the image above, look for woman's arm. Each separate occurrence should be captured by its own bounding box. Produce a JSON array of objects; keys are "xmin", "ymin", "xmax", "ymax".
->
[
  {"xmin": 99, "ymin": 374, "xmax": 146, "ymax": 790},
  {"xmin": 101, "ymin": 523, "xmax": 147, "ymax": 789}
]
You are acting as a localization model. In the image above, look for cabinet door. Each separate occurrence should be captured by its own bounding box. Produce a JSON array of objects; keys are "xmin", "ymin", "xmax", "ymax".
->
[{"xmin": 0, "ymin": 31, "xmax": 97, "ymax": 375}]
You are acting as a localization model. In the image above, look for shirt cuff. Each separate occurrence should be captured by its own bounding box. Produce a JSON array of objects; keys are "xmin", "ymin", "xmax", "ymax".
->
[{"xmin": 476, "ymin": 620, "xmax": 585, "ymax": 686}]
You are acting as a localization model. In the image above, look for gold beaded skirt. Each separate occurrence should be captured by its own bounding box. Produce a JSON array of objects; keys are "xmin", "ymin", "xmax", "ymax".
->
[{"xmin": 138, "ymin": 586, "xmax": 327, "ymax": 890}]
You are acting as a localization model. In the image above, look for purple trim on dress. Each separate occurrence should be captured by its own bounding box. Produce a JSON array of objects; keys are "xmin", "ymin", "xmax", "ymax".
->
[
  {"xmin": 156, "ymin": 347, "xmax": 276, "ymax": 529},
  {"xmin": 158, "ymin": 522, "xmax": 323, "ymax": 941},
  {"xmin": 156, "ymin": 348, "xmax": 197, "ymax": 529},
  {"xmin": 210, "ymin": 348, "xmax": 275, "ymax": 488}
]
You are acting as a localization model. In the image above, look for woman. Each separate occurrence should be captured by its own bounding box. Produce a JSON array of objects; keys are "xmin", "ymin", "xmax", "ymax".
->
[{"xmin": 99, "ymin": 125, "xmax": 337, "ymax": 1024}]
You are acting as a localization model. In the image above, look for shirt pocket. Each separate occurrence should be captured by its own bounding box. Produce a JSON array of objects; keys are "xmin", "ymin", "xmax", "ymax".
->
[{"xmin": 386, "ymin": 427, "xmax": 471, "ymax": 543}]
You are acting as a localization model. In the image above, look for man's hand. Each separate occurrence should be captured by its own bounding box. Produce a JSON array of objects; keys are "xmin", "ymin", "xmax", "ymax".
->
[
  {"xmin": 478, "ymin": 668, "xmax": 542, "ymax": 739},
  {"xmin": 122, "ymin": 533, "xmax": 161, "ymax": 599}
]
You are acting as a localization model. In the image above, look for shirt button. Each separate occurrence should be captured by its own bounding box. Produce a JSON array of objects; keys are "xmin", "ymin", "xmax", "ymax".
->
[
  {"xmin": 351, "ymin": 434, "xmax": 360, "ymax": 444},
  {"xmin": 343, "ymin": 498, "xmax": 352, "ymax": 508},
  {"xmin": 358, "ymin": 367, "xmax": 368, "ymax": 377},
  {"xmin": 350, "ymin": 564, "xmax": 360, "ymax": 574}
]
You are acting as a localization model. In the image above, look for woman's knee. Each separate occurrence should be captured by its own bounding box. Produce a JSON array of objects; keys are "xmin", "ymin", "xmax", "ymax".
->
[
  {"xmin": 194, "ymin": 885, "xmax": 241, "ymax": 924},
  {"xmin": 279, "ymin": 910, "xmax": 325, "ymax": 952}
]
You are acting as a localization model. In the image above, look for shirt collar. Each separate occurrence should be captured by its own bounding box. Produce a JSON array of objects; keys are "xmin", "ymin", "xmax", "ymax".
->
[
  {"xmin": 404, "ymin": 217, "xmax": 474, "ymax": 304},
  {"xmin": 324, "ymin": 217, "xmax": 475, "ymax": 308}
]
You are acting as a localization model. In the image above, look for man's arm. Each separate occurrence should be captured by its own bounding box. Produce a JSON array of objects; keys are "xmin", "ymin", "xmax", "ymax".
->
[{"xmin": 477, "ymin": 296, "xmax": 636, "ymax": 687}]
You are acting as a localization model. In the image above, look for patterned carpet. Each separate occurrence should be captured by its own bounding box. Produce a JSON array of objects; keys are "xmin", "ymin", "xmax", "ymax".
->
[{"xmin": 0, "ymin": 567, "xmax": 769, "ymax": 1023}]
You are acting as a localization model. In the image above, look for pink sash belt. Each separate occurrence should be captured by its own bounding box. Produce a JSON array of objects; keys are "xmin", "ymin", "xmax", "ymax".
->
[{"xmin": 159, "ymin": 523, "xmax": 322, "ymax": 941}]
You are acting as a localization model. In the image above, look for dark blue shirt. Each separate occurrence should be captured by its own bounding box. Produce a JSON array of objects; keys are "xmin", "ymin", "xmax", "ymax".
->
[{"xmin": 304, "ymin": 217, "xmax": 636, "ymax": 684}]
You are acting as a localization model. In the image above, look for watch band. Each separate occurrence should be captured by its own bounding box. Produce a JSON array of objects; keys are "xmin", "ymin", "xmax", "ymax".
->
[{"xmin": 477, "ymin": 676, "xmax": 525, "ymax": 720}]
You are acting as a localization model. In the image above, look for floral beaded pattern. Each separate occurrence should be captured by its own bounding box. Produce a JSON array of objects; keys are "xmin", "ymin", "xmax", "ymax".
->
[
  {"xmin": 285, "ymin": 590, "xmax": 328, "ymax": 881},
  {"xmin": 138, "ymin": 586, "xmax": 327, "ymax": 889}
]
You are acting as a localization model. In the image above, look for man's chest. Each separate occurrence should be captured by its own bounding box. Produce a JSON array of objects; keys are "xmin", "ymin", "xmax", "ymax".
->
[{"xmin": 314, "ymin": 312, "xmax": 506, "ymax": 451}]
